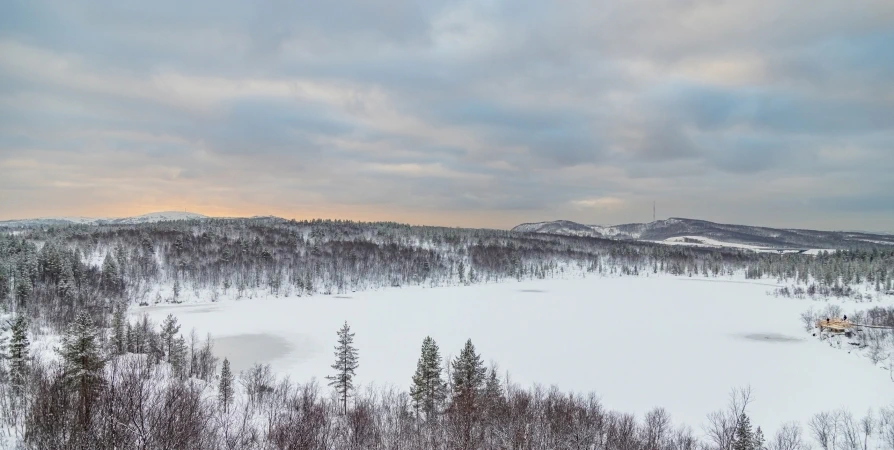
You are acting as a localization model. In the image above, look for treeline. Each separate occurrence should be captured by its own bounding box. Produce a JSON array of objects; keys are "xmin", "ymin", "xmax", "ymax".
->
[
  {"xmin": 2, "ymin": 219, "xmax": 893, "ymax": 332},
  {"xmin": 752, "ymin": 249, "xmax": 894, "ymax": 295},
  {"xmin": 2, "ymin": 313, "xmax": 893, "ymax": 449}
]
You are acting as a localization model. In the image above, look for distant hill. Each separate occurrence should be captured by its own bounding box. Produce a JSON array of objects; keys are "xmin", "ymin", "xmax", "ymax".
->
[
  {"xmin": 511, "ymin": 218, "xmax": 894, "ymax": 250},
  {"xmin": 0, "ymin": 211, "xmax": 208, "ymax": 228}
]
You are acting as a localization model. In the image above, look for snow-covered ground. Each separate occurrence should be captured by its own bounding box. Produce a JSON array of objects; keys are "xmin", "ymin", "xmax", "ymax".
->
[
  {"xmin": 654, "ymin": 236, "xmax": 835, "ymax": 255},
  {"xmin": 655, "ymin": 236, "xmax": 769, "ymax": 251},
  {"xmin": 138, "ymin": 275, "xmax": 894, "ymax": 436}
]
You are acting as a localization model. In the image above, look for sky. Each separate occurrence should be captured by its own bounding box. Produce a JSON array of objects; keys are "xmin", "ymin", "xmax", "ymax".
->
[{"xmin": 1, "ymin": 0, "xmax": 893, "ymax": 231}]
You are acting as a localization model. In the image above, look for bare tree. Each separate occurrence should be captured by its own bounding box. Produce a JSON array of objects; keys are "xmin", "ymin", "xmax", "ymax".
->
[
  {"xmin": 770, "ymin": 422, "xmax": 806, "ymax": 450},
  {"xmin": 809, "ymin": 411, "xmax": 836, "ymax": 450},
  {"xmin": 705, "ymin": 386, "xmax": 753, "ymax": 450},
  {"xmin": 240, "ymin": 363, "xmax": 274, "ymax": 409},
  {"xmin": 880, "ymin": 406, "xmax": 894, "ymax": 450},
  {"xmin": 837, "ymin": 410, "xmax": 860, "ymax": 450},
  {"xmin": 859, "ymin": 410, "xmax": 874, "ymax": 450}
]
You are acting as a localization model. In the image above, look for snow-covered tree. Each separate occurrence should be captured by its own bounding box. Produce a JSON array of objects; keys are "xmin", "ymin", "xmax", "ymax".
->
[
  {"xmin": 327, "ymin": 321, "xmax": 358, "ymax": 415},
  {"xmin": 449, "ymin": 339, "xmax": 487, "ymax": 448},
  {"xmin": 219, "ymin": 357, "xmax": 234, "ymax": 413},
  {"xmin": 483, "ymin": 363, "xmax": 503, "ymax": 411},
  {"xmin": 59, "ymin": 312, "xmax": 106, "ymax": 425},
  {"xmin": 8, "ymin": 315, "xmax": 29, "ymax": 395},
  {"xmin": 57, "ymin": 259, "xmax": 76, "ymax": 303},
  {"xmin": 159, "ymin": 313, "xmax": 181, "ymax": 362},
  {"xmin": 110, "ymin": 307, "xmax": 127, "ymax": 355},
  {"xmin": 170, "ymin": 336, "xmax": 187, "ymax": 378},
  {"xmin": 410, "ymin": 336, "xmax": 446, "ymax": 419},
  {"xmin": 101, "ymin": 253, "xmax": 121, "ymax": 293},
  {"xmin": 753, "ymin": 426, "xmax": 766, "ymax": 450},
  {"xmin": 451, "ymin": 340, "xmax": 486, "ymax": 408},
  {"xmin": 733, "ymin": 412, "xmax": 755, "ymax": 450}
]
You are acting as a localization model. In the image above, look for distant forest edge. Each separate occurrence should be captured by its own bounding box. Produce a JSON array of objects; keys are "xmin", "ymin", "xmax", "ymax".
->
[
  {"xmin": 511, "ymin": 218, "xmax": 894, "ymax": 250},
  {"xmin": 1, "ymin": 217, "xmax": 893, "ymax": 331}
]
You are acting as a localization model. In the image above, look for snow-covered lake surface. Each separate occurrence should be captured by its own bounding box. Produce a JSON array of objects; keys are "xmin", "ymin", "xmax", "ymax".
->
[{"xmin": 139, "ymin": 275, "xmax": 894, "ymax": 434}]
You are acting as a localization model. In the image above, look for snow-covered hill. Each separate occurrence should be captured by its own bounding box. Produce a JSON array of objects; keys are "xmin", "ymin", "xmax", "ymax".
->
[
  {"xmin": 103, "ymin": 211, "xmax": 208, "ymax": 224},
  {"xmin": 512, "ymin": 218, "xmax": 894, "ymax": 250},
  {"xmin": 0, "ymin": 211, "xmax": 208, "ymax": 228}
]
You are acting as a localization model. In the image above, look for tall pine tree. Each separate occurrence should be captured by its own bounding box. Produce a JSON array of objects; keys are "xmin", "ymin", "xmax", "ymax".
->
[
  {"xmin": 0, "ymin": 319, "xmax": 7, "ymax": 382},
  {"xmin": 327, "ymin": 321, "xmax": 359, "ymax": 415},
  {"xmin": 483, "ymin": 364, "xmax": 503, "ymax": 412},
  {"xmin": 449, "ymin": 339, "xmax": 486, "ymax": 450},
  {"xmin": 110, "ymin": 307, "xmax": 127, "ymax": 355},
  {"xmin": 732, "ymin": 412, "xmax": 755, "ymax": 450},
  {"xmin": 170, "ymin": 335, "xmax": 187, "ymax": 378},
  {"xmin": 8, "ymin": 315, "xmax": 29, "ymax": 395},
  {"xmin": 59, "ymin": 312, "xmax": 106, "ymax": 428},
  {"xmin": 410, "ymin": 336, "xmax": 446, "ymax": 420},
  {"xmin": 159, "ymin": 314, "xmax": 181, "ymax": 362},
  {"xmin": 219, "ymin": 357, "xmax": 234, "ymax": 413},
  {"xmin": 752, "ymin": 426, "xmax": 766, "ymax": 450},
  {"xmin": 101, "ymin": 253, "xmax": 120, "ymax": 294}
]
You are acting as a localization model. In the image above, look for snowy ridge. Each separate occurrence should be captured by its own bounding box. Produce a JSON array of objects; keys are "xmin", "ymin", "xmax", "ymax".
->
[
  {"xmin": 511, "ymin": 217, "xmax": 894, "ymax": 250},
  {"xmin": 107, "ymin": 211, "xmax": 208, "ymax": 224},
  {"xmin": 0, "ymin": 211, "xmax": 208, "ymax": 228}
]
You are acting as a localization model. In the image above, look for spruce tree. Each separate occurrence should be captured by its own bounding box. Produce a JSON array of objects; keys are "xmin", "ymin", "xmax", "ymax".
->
[
  {"xmin": 483, "ymin": 364, "xmax": 503, "ymax": 411},
  {"xmin": 219, "ymin": 357, "xmax": 234, "ymax": 413},
  {"xmin": 449, "ymin": 339, "xmax": 486, "ymax": 448},
  {"xmin": 57, "ymin": 259, "xmax": 76, "ymax": 303},
  {"xmin": 125, "ymin": 321, "xmax": 136, "ymax": 353},
  {"xmin": 752, "ymin": 426, "xmax": 766, "ymax": 450},
  {"xmin": 451, "ymin": 340, "xmax": 486, "ymax": 409},
  {"xmin": 59, "ymin": 312, "xmax": 106, "ymax": 427},
  {"xmin": 410, "ymin": 336, "xmax": 446, "ymax": 419},
  {"xmin": 327, "ymin": 321, "xmax": 359, "ymax": 415},
  {"xmin": 732, "ymin": 412, "xmax": 755, "ymax": 450},
  {"xmin": 110, "ymin": 307, "xmax": 127, "ymax": 355},
  {"xmin": 159, "ymin": 314, "xmax": 181, "ymax": 362},
  {"xmin": 170, "ymin": 336, "xmax": 187, "ymax": 378},
  {"xmin": 101, "ymin": 253, "xmax": 120, "ymax": 294},
  {"xmin": 14, "ymin": 265, "xmax": 32, "ymax": 305},
  {"xmin": 0, "ymin": 319, "xmax": 7, "ymax": 382},
  {"xmin": 8, "ymin": 315, "xmax": 29, "ymax": 395}
]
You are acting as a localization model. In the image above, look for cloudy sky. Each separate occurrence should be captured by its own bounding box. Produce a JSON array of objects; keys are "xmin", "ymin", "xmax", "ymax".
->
[{"xmin": 1, "ymin": 0, "xmax": 893, "ymax": 230}]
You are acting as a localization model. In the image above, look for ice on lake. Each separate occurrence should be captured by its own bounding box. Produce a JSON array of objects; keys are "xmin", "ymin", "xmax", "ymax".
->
[
  {"xmin": 213, "ymin": 333, "xmax": 295, "ymax": 373},
  {"xmin": 141, "ymin": 275, "xmax": 894, "ymax": 434}
]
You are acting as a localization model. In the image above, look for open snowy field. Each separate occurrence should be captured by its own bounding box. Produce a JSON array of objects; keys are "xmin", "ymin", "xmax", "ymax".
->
[{"xmin": 138, "ymin": 275, "xmax": 894, "ymax": 435}]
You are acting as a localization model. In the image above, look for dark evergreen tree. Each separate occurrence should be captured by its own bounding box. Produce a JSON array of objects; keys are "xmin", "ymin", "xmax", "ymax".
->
[
  {"xmin": 101, "ymin": 253, "xmax": 120, "ymax": 294},
  {"xmin": 327, "ymin": 321, "xmax": 359, "ymax": 415},
  {"xmin": 59, "ymin": 312, "xmax": 106, "ymax": 427},
  {"xmin": 170, "ymin": 335, "xmax": 188, "ymax": 378},
  {"xmin": 483, "ymin": 364, "xmax": 503, "ymax": 411},
  {"xmin": 410, "ymin": 336, "xmax": 446, "ymax": 419},
  {"xmin": 0, "ymin": 320, "xmax": 7, "ymax": 382},
  {"xmin": 752, "ymin": 426, "xmax": 766, "ymax": 450},
  {"xmin": 159, "ymin": 313, "xmax": 181, "ymax": 362},
  {"xmin": 8, "ymin": 315, "xmax": 29, "ymax": 395},
  {"xmin": 449, "ymin": 339, "xmax": 486, "ymax": 449},
  {"xmin": 219, "ymin": 357, "xmax": 234, "ymax": 413},
  {"xmin": 110, "ymin": 307, "xmax": 127, "ymax": 355},
  {"xmin": 733, "ymin": 412, "xmax": 755, "ymax": 450}
]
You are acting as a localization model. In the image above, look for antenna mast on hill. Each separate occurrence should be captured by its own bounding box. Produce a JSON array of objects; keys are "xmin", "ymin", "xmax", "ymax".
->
[{"xmin": 653, "ymin": 201, "xmax": 656, "ymax": 222}]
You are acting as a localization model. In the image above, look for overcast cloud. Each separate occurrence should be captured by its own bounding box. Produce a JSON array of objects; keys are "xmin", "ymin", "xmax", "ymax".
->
[{"xmin": 1, "ymin": 0, "xmax": 893, "ymax": 230}]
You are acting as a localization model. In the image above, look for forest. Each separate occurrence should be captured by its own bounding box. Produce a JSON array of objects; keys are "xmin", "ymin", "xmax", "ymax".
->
[
  {"xmin": 1, "ymin": 217, "xmax": 893, "ymax": 449},
  {"xmin": 2, "ymin": 217, "xmax": 892, "ymax": 332}
]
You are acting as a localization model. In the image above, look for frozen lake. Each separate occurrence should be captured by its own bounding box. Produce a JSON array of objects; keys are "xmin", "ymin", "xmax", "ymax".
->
[{"xmin": 139, "ymin": 275, "xmax": 894, "ymax": 433}]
